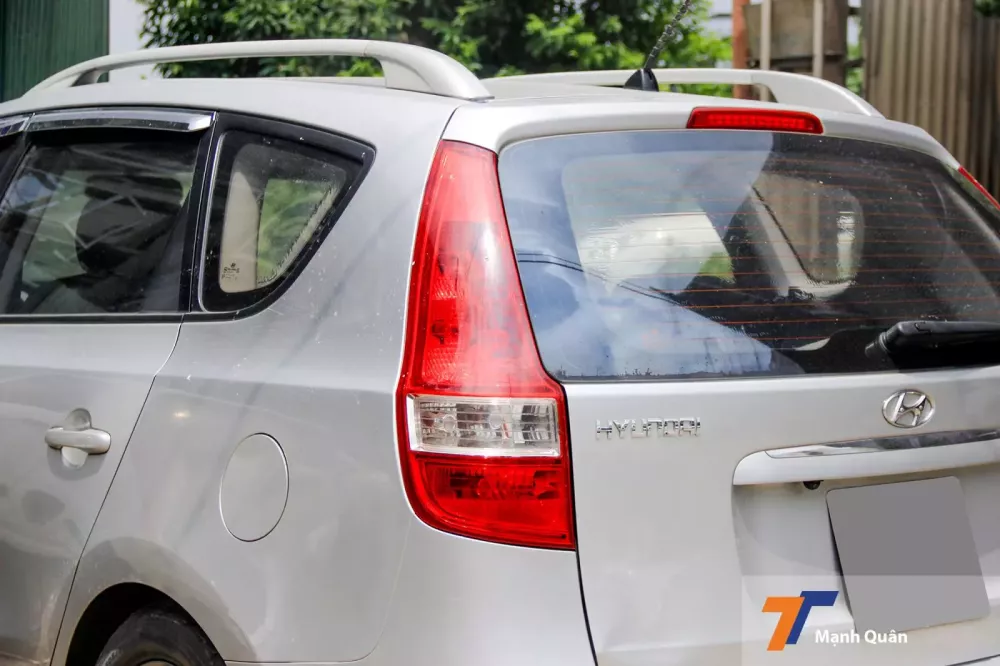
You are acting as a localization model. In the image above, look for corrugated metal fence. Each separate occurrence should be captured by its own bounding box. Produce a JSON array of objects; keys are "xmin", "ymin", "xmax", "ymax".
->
[
  {"xmin": 864, "ymin": 0, "xmax": 1000, "ymax": 198},
  {"xmin": 0, "ymin": 0, "xmax": 108, "ymax": 101}
]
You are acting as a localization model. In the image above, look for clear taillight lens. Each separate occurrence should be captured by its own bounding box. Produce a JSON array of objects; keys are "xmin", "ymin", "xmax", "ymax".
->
[{"xmin": 408, "ymin": 396, "xmax": 560, "ymax": 457}]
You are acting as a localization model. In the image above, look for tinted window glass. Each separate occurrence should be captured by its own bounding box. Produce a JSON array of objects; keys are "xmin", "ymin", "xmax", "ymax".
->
[
  {"xmin": 498, "ymin": 131, "xmax": 1000, "ymax": 380},
  {"xmin": 203, "ymin": 131, "xmax": 354, "ymax": 311},
  {"xmin": 0, "ymin": 136, "xmax": 199, "ymax": 314},
  {"xmin": 0, "ymin": 142, "xmax": 14, "ymax": 172}
]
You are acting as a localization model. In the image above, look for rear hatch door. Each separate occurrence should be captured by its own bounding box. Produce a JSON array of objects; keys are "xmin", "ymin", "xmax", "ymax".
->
[{"xmin": 498, "ymin": 126, "xmax": 1000, "ymax": 666}]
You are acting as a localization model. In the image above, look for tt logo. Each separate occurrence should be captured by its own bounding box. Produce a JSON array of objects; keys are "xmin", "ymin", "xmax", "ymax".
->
[{"xmin": 596, "ymin": 418, "xmax": 701, "ymax": 439}]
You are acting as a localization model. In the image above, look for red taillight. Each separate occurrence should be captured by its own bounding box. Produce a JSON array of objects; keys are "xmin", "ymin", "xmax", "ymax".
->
[
  {"xmin": 959, "ymin": 166, "xmax": 1000, "ymax": 211},
  {"xmin": 687, "ymin": 107, "xmax": 824, "ymax": 134},
  {"xmin": 395, "ymin": 140, "xmax": 575, "ymax": 550}
]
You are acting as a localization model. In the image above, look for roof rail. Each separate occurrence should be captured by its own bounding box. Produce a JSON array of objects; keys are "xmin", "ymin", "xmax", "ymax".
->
[
  {"xmin": 26, "ymin": 39, "xmax": 493, "ymax": 102},
  {"xmin": 491, "ymin": 68, "xmax": 882, "ymax": 118}
]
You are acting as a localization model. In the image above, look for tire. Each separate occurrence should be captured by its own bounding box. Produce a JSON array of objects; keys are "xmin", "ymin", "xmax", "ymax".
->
[{"xmin": 94, "ymin": 606, "xmax": 224, "ymax": 666}]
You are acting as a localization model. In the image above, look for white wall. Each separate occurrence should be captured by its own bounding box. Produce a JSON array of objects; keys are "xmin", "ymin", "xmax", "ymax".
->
[{"xmin": 108, "ymin": 0, "xmax": 155, "ymax": 80}]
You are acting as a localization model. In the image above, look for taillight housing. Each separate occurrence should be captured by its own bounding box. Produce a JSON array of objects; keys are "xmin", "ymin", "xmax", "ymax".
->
[
  {"xmin": 959, "ymin": 166, "xmax": 1000, "ymax": 211},
  {"xmin": 687, "ymin": 107, "xmax": 824, "ymax": 134},
  {"xmin": 395, "ymin": 140, "xmax": 575, "ymax": 550}
]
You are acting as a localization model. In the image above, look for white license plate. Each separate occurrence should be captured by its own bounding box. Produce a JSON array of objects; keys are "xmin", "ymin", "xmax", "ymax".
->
[{"xmin": 827, "ymin": 476, "xmax": 989, "ymax": 633}]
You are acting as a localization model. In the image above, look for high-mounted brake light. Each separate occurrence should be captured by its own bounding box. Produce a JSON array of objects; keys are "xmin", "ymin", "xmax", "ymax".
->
[
  {"xmin": 395, "ymin": 140, "xmax": 575, "ymax": 550},
  {"xmin": 687, "ymin": 107, "xmax": 824, "ymax": 134},
  {"xmin": 959, "ymin": 166, "xmax": 1000, "ymax": 211}
]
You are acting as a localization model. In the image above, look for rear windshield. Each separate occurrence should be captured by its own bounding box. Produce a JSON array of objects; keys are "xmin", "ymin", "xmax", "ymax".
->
[{"xmin": 498, "ymin": 131, "xmax": 1000, "ymax": 381}]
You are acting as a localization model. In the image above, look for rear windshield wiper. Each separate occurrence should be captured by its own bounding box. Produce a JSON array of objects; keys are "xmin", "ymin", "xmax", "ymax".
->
[{"xmin": 866, "ymin": 320, "xmax": 1000, "ymax": 358}]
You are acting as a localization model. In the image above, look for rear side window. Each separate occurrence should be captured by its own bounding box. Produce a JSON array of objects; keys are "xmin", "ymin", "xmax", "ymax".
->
[
  {"xmin": 498, "ymin": 131, "xmax": 1000, "ymax": 380},
  {"xmin": 0, "ymin": 134, "xmax": 20, "ymax": 181},
  {"xmin": 0, "ymin": 142, "xmax": 13, "ymax": 171},
  {"xmin": 202, "ymin": 131, "xmax": 356, "ymax": 311},
  {"xmin": 0, "ymin": 135, "xmax": 199, "ymax": 315}
]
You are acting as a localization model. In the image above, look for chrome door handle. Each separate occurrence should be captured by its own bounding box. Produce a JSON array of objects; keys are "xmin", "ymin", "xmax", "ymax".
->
[
  {"xmin": 45, "ymin": 427, "xmax": 111, "ymax": 454},
  {"xmin": 45, "ymin": 409, "xmax": 111, "ymax": 468}
]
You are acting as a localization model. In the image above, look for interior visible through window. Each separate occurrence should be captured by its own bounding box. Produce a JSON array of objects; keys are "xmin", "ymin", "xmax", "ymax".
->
[
  {"xmin": 211, "ymin": 132, "xmax": 348, "ymax": 297},
  {"xmin": 0, "ymin": 134, "xmax": 200, "ymax": 315},
  {"xmin": 499, "ymin": 130, "xmax": 1000, "ymax": 380}
]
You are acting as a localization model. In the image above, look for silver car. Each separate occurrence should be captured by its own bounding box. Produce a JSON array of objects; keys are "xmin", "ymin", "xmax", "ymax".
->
[{"xmin": 2, "ymin": 38, "xmax": 1000, "ymax": 666}]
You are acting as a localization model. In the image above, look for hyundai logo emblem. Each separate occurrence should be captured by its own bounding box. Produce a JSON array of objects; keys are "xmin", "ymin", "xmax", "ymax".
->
[{"xmin": 882, "ymin": 390, "xmax": 934, "ymax": 428}]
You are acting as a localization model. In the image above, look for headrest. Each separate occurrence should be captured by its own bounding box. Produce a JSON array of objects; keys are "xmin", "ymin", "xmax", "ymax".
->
[{"xmin": 76, "ymin": 175, "xmax": 185, "ymax": 272}]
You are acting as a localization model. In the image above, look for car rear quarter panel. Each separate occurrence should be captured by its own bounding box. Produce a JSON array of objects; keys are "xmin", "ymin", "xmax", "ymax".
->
[
  {"xmin": 42, "ymin": 80, "xmax": 594, "ymax": 666},
  {"xmin": 47, "ymin": 82, "xmax": 451, "ymax": 663}
]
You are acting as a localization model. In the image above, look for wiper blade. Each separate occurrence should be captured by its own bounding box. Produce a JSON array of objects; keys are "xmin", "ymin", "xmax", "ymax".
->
[{"xmin": 866, "ymin": 320, "xmax": 1000, "ymax": 357}]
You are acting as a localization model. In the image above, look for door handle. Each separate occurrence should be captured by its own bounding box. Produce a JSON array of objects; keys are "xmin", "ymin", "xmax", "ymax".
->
[
  {"xmin": 45, "ymin": 409, "xmax": 111, "ymax": 468},
  {"xmin": 45, "ymin": 427, "xmax": 111, "ymax": 454}
]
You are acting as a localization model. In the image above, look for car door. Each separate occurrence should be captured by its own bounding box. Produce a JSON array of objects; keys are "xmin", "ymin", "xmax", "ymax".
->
[{"xmin": 0, "ymin": 108, "xmax": 212, "ymax": 666}]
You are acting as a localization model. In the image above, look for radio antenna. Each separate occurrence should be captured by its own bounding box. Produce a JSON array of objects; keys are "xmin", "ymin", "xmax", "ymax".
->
[{"xmin": 624, "ymin": 0, "xmax": 695, "ymax": 92}]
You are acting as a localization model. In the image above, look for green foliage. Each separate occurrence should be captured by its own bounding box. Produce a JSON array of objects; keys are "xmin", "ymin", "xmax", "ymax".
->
[
  {"xmin": 846, "ymin": 34, "xmax": 863, "ymax": 97},
  {"xmin": 257, "ymin": 178, "xmax": 332, "ymax": 284},
  {"xmin": 138, "ymin": 0, "xmax": 729, "ymax": 79},
  {"xmin": 976, "ymin": 0, "xmax": 1000, "ymax": 18},
  {"xmin": 697, "ymin": 251, "xmax": 735, "ymax": 283}
]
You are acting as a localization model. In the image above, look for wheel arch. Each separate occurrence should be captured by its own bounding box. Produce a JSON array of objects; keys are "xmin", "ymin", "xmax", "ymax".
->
[
  {"xmin": 53, "ymin": 538, "xmax": 256, "ymax": 666},
  {"xmin": 64, "ymin": 583, "xmax": 208, "ymax": 666}
]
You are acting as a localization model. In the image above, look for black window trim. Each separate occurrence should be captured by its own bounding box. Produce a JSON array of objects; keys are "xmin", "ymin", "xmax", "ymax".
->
[
  {"xmin": 0, "ymin": 106, "xmax": 217, "ymax": 324},
  {"xmin": 189, "ymin": 112, "xmax": 375, "ymax": 320},
  {"xmin": 0, "ymin": 131, "xmax": 26, "ymax": 189}
]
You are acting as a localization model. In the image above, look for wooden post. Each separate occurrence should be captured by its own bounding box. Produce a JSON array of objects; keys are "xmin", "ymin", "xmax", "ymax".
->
[
  {"xmin": 761, "ymin": 0, "xmax": 773, "ymax": 100},
  {"xmin": 813, "ymin": 0, "xmax": 825, "ymax": 77},
  {"xmin": 733, "ymin": 0, "xmax": 752, "ymax": 98},
  {"xmin": 744, "ymin": 0, "xmax": 850, "ymax": 86},
  {"xmin": 823, "ymin": 0, "xmax": 849, "ymax": 86},
  {"xmin": 761, "ymin": 0, "xmax": 773, "ymax": 71}
]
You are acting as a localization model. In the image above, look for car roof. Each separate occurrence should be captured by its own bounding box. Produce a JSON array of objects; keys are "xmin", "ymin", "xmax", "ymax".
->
[
  {"xmin": 0, "ymin": 75, "xmax": 955, "ymax": 169},
  {"xmin": 0, "ymin": 77, "xmax": 462, "ymax": 147},
  {"xmin": 448, "ymin": 84, "xmax": 954, "ymax": 165}
]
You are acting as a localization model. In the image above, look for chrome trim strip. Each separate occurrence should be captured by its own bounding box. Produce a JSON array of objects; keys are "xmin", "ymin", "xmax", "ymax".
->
[
  {"xmin": 26, "ymin": 109, "xmax": 214, "ymax": 133},
  {"xmin": 0, "ymin": 115, "xmax": 29, "ymax": 137},
  {"xmin": 765, "ymin": 429, "xmax": 1000, "ymax": 459}
]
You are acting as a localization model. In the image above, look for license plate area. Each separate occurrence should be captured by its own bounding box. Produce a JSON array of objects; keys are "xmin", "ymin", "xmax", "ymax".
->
[{"xmin": 826, "ymin": 476, "xmax": 989, "ymax": 633}]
